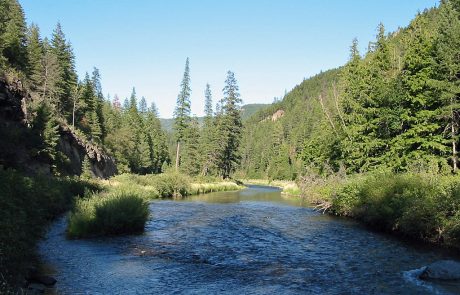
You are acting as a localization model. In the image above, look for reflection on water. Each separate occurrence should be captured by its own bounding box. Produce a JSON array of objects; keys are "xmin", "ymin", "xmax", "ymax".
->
[
  {"xmin": 183, "ymin": 185, "xmax": 309, "ymax": 207},
  {"xmin": 39, "ymin": 185, "xmax": 460, "ymax": 294}
]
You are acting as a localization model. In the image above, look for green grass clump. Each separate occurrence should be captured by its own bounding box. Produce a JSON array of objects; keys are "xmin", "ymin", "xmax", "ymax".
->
[
  {"xmin": 67, "ymin": 192, "xmax": 149, "ymax": 239},
  {"xmin": 189, "ymin": 181, "xmax": 243, "ymax": 195},
  {"xmin": 107, "ymin": 172, "xmax": 243, "ymax": 199}
]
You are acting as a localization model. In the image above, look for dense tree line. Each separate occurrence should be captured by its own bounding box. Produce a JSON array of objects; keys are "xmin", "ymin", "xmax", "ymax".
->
[
  {"xmin": 0, "ymin": 0, "xmax": 168, "ymax": 175},
  {"xmin": 240, "ymin": 0, "xmax": 460, "ymax": 179},
  {"xmin": 173, "ymin": 59, "xmax": 244, "ymax": 178}
]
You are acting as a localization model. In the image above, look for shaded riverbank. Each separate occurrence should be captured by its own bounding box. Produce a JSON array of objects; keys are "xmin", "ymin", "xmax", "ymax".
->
[{"xmin": 39, "ymin": 185, "xmax": 460, "ymax": 294}]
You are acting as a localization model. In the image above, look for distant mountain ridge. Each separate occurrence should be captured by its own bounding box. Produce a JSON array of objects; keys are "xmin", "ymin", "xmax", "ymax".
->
[{"xmin": 160, "ymin": 103, "xmax": 269, "ymax": 132}]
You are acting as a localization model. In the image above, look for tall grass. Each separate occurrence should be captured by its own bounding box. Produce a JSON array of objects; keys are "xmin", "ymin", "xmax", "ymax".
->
[
  {"xmin": 67, "ymin": 192, "xmax": 149, "ymax": 238},
  {"xmin": 106, "ymin": 172, "xmax": 243, "ymax": 199},
  {"xmin": 299, "ymin": 171, "xmax": 460, "ymax": 248},
  {"xmin": 189, "ymin": 181, "xmax": 242, "ymax": 195}
]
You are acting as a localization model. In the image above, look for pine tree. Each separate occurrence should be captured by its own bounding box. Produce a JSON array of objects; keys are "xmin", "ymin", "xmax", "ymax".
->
[
  {"xmin": 51, "ymin": 22, "xmax": 77, "ymax": 118},
  {"xmin": 204, "ymin": 83, "xmax": 213, "ymax": 123},
  {"xmin": 181, "ymin": 117, "xmax": 201, "ymax": 175},
  {"xmin": 0, "ymin": 0, "xmax": 27, "ymax": 71},
  {"xmin": 218, "ymin": 71, "xmax": 243, "ymax": 178},
  {"xmin": 200, "ymin": 84, "xmax": 219, "ymax": 175},
  {"xmin": 391, "ymin": 14, "xmax": 446, "ymax": 171},
  {"xmin": 80, "ymin": 155, "xmax": 93, "ymax": 179},
  {"xmin": 139, "ymin": 96, "xmax": 148, "ymax": 114},
  {"xmin": 432, "ymin": 0, "xmax": 460, "ymax": 172},
  {"xmin": 26, "ymin": 23, "xmax": 43, "ymax": 93},
  {"xmin": 145, "ymin": 102, "xmax": 168, "ymax": 173},
  {"xmin": 32, "ymin": 104, "xmax": 60, "ymax": 172},
  {"xmin": 173, "ymin": 57, "xmax": 191, "ymax": 170},
  {"xmin": 40, "ymin": 38, "xmax": 61, "ymax": 104},
  {"xmin": 91, "ymin": 67, "xmax": 105, "ymax": 139}
]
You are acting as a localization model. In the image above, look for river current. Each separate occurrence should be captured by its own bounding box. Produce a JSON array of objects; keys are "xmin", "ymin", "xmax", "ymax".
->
[{"xmin": 39, "ymin": 185, "xmax": 460, "ymax": 294}]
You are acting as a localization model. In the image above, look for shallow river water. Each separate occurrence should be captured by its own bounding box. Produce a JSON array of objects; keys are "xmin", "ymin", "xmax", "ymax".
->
[{"xmin": 40, "ymin": 185, "xmax": 460, "ymax": 294}]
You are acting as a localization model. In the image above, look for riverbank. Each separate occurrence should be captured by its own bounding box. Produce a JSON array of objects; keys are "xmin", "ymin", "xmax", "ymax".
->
[
  {"xmin": 299, "ymin": 171, "xmax": 460, "ymax": 250},
  {"xmin": 0, "ymin": 169, "xmax": 244, "ymax": 292},
  {"xmin": 0, "ymin": 168, "xmax": 100, "ymax": 293},
  {"xmin": 241, "ymin": 179, "xmax": 301, "ymax": 196}
]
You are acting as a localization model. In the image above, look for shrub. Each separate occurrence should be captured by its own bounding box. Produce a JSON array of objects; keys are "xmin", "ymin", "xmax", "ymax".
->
[
  {"xmin": 67, "ymin": 192, "xmax": 149, "ymax": 238},
  {"xmin": 153, "ymin": 172, "xmax": 191, "ymax": 198},
  {"xmin": 316, "ymin": 171, "xmax": 460, "ymax": 247}
]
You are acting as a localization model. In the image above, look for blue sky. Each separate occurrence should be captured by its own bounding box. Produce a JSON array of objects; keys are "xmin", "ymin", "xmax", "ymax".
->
[{"xmin": 20, "ymin": 0, "xmax": 438, "ymax": 118}]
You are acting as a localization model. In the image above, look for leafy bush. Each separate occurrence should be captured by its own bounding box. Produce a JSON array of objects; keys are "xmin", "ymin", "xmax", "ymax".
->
[
  {"xmin": 153, "ymin": 172, "xmax": 191, "ymax": 198},
  {"xmin": 310, "ymin": 171, "xmax": 460, "ymax": 248},
  {"xmin": 67, "ymin": 192, "xmax": 149, "ymax": 238}
]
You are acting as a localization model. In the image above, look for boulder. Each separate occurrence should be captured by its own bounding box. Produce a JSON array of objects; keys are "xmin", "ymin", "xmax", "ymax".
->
[{"xmin": 420, "ymin": 260, "xmax": 460, "ymax": 281}]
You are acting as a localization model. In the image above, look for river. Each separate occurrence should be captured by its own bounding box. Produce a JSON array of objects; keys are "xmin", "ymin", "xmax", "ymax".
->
[{"xmin": 39, "ymin": 185, "xmax": 460, "ymax": 294}]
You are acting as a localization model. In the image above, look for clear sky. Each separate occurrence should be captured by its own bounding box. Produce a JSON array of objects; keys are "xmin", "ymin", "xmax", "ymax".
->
[{"xmin": 20, "ymin": 0, "xmax": 438, "ymax": 118}]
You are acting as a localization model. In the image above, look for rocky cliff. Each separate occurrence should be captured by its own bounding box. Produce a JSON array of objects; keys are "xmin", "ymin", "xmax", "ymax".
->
[{"xmin": 0, "ymin": 78, "xmax": 117, "ymax": 178}]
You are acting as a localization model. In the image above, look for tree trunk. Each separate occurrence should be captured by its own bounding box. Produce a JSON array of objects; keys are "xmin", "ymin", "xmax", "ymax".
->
[
  {"xmin": 452, "ymin": 121, "xmax": 457, "ymax": 173},
  {"xmin": 175, "ymin": 141, "xmax": 180, "ymax": 171},
  {"xmin": 451, "ymin": 98, "xmax": 457, "ymax": 173},
  {"xmin": 72, "ymin": 97, "xmax": 76, "ymax": 129}
]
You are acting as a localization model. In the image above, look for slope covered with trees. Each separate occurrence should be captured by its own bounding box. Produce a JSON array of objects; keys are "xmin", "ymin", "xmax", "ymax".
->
[
  {"xmin": 240, "ymin": 1, "xmax": 460, "ymax": 180},
  {"xmin": 0, "ymin": 0, "xmax": 169, "ymax": 176}
]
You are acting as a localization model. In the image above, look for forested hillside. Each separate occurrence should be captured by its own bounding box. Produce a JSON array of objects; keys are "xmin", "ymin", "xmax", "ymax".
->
[
  {"xmin": 0, "ymin": 0, "xmax": 169, "ymax": 176},
  {"xmin": 239, "ymin": 2, "xmax": 460, "ymax": 179}
]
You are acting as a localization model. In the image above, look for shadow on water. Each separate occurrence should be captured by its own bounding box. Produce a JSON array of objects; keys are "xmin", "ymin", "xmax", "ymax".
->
[{"xmin": 39, "ymin": 185, "xmax": 460, "ymax": 294}]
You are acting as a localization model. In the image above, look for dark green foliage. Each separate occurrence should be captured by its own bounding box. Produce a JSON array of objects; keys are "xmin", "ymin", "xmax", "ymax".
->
[
  {"xmin": 181, "ymin": 117, "xmax": 201, "ymax": 175},
  {"xmin": 0, "ymin": 168, "xmax": 99, "ymax": 288},
  {"xmin": 240, "ymin": 1, "xmax": 460, "ymax": 179},
  {"xmin": 328, "ymin": 172, "xmax": 460, "ymax": 247},
  {"xmin": 50, "ymin": 22, "xmax": 77, "ymax": 118},
  {"xmin": 173, "ymin": 57, "xmax": 192, "ymax": 143},
  {"xmin": 217, "ymin": 71, "xmax": 243, "ymax": 178},
  {"xmin": 31, "ymin": 103, "xmax": 60, "ymax": 170},
  {"xmin": 153, "ymin": 172, "xmax": 191, "ymax": 197},
  {"xmin": 0, "ymin": 0, "xmax": 27, "ymax": 71},
  {"xmin": 80, "ymin": 155, "xmax": 92, "ymax": 179}
]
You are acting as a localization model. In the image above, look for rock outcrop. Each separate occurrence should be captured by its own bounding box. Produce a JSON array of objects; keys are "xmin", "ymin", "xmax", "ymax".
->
[
  {"xmin": 0, "ymin": 78, "xmax": 117, "ymax": 178},
  {"xmin": 58, "ymin": 124, "xmax": 117, "ymax": 178}
]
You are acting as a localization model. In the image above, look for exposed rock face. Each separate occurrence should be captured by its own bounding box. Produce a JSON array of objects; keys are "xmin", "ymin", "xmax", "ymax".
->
[
  {"xmin": 0, "ymin": 78, "xmax": 117, "ymax": 178},
  {"xmin": 420, "ymin": 260, "xmax": 460, "ymax": 281},
  {"xmin": 271, "ymin": 109, "xmax": 285, "ymax": 121},
  {"xmin": 58, "ymin": 125, "xmax": 117, "ymax": 178}
]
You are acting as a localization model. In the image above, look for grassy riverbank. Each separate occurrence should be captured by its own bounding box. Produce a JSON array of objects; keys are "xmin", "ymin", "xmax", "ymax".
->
[
  {"xmin": 299, "ymin": 171, "xmax": 460, "ymax": 249},
  {"xmin": 67, "ymin": 172, "xmax": 244, "ymax": 239},
  {"xmin": 242, "ymin": 179, "xmax": 301, "ymax": 196},
  {"xmin": 0, "ymin": 168, "xmax": 100, "ymax": 293}
]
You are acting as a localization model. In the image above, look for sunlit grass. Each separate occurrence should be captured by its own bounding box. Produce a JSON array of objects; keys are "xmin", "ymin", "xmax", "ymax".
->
[{"xmin": 67, "ymin": 192, "xmax": 149, "ymax": 239}]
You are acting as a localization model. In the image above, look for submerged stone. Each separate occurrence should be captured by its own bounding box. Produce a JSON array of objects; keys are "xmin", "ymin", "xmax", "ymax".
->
[{"xmin": 420, "ymin": 260, "xmax": 460, "ymax": 281}]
